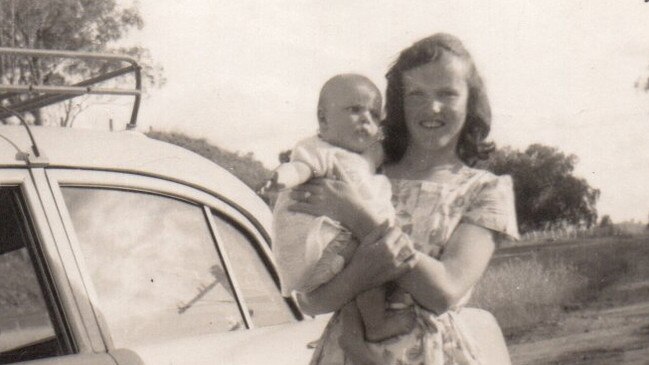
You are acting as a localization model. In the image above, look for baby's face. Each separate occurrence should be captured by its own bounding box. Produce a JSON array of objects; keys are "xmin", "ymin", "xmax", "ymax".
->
[{"xmin": 319, "ymin": 82, "xmax": 383, "ymax": 153}]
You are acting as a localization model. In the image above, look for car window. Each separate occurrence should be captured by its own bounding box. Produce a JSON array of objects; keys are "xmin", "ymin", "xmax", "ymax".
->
[
  {"xmin": 0, "ymin": 188, "xmax": 65, "ymax": 363},
  {"xmin": 210, "ymin": 212, "xmax": 295, "ymax": 327},
  {"xmin": 61, "ymin": 187, "xmax": 245, "ymax": 349}
]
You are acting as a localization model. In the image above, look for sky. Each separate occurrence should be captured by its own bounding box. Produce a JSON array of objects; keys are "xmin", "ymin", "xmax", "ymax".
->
[{"xmin": 96, "ymin": 0, "xmax": 649, "ymax": 223}]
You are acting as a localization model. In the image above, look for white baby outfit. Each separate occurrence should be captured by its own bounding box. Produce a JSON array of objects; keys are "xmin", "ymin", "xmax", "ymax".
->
[{"xmin": 272, "ymin": 136, "xmax": 395, "ymax": 297}]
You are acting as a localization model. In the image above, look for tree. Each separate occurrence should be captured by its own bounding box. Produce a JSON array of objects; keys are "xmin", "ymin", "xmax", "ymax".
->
[
  {"xmin": 480, "ymin": 144, "xmax": 600, "ymax": 233},
  {"xmin": 0, "ymin": 0, "xmax": 164, "ymax": 126},
  {"xmin": 599, "ymin": 215, "xmax": 612, "ymax": 227}
]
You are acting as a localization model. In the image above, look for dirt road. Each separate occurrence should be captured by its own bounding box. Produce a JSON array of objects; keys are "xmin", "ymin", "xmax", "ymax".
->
[{"xmin": 509, "ymin": 287, "xmax": 649, "ymax": 364}]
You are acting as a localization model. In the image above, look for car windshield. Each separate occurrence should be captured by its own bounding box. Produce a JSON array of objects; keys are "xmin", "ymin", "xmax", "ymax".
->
[{"xmin": 61, "ymin": 187, "xmax": 245, "ymax": 348}]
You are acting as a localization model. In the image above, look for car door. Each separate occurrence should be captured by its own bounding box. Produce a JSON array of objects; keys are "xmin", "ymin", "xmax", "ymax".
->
[
  {"xmin": 0, "ymin": 168, "xmax": 117, "ymax": 365},
  {"xmin": 45, "ymin": 168, "xmax": 329, "ymax": 365}
]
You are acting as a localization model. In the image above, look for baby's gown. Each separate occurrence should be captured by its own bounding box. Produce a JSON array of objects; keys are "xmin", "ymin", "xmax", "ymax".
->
[{"xmin": 309, "ymin": 166, "xmax": 519, "ymax": 365}]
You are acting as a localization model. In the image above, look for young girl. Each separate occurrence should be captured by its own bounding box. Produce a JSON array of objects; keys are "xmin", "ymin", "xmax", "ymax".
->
[
  {"xmin": 291, "ymin": 33, "xmax": 519, "ymax": 365},
  {"xmin": 266, "ymin": 73, "xmax": 417, "ymax": 342}
]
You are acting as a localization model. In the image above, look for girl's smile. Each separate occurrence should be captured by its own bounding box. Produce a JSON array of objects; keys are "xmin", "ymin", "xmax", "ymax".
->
[{"xmin": 418, "ymin": 119, "xmax": 445, "ymax": 129}]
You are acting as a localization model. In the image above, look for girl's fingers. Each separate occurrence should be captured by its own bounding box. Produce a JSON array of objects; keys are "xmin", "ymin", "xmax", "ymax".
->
[
  {"xmin": 374, "ymin": 228, "xmax": 419, "ymax": 272},
  {"xmin": 287, "ymin": 201, "xmax": 320, "ymax": 216},
  {"xmin": 404, "ymin": 252, "xmax": 419, "ymax": 268},
  {"xmin": 360, "ymin": 221, "xmax": 391, "ymax": 246},
  {"xmin": 381, "ymin": 253, "xmax": 418, "ymax": 283},
  {"xmin": 290, "ymin": 183, "xmax": 321, "ymax": 195},
  {"xmin": 330, "ymin": 160, "xmax": 352, "ymax": 183},
  {"xmin": 393, "ymin": 231, "xmax": 417, "ymax": 261},
  {"xmin": 382, "ymin": 227, "xmax": 406, "ymax": 251},
  {"xmin": 289, "ymin": 185, "xmax": 324, "ymax": 203},
  {"xmin": 299, "ymin": 177, "xmax": 327, "ymax": 187}
]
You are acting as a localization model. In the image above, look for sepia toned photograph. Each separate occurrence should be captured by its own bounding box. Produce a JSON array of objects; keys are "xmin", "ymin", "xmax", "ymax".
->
[{"xmin": 1, "ymin": 1, "xmax": 648, "ymax": 364}]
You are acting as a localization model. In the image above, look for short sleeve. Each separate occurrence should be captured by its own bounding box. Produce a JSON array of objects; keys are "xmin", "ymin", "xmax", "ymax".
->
[
  {"xmin": 462, "ymin": 175, "xmax": 519, "ymax": 241},
  {"xmin": 290, "ymin": 137, "xmax": 329, "ymax": 177}
]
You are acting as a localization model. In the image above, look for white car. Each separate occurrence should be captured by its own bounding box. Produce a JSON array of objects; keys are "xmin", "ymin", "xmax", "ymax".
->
[{"xmin": 0, "ymin": 49, "xmax": 328, "ymax": 364}]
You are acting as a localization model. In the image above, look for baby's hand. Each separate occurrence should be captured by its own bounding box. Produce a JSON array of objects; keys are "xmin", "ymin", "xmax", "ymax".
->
[
  {"xmin": 258, "ymin": 172, "xmax": 286, "ymax": 197},
  {"xmin": 259, "ymin": 162, "xmax": 314, "ymax": 206}
]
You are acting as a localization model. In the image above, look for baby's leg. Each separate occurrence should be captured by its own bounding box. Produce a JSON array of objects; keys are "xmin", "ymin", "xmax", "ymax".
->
[
  {"xmin": 357, "ymin": 285, "xmax": 416, "ymax": 342},
  {"xmin": 300, "ymin": 232, "xmax": 358, "ymax": 293},
  {"xmin": 339, "ymin": 302, "xmax": 383, "ymax": 365}
]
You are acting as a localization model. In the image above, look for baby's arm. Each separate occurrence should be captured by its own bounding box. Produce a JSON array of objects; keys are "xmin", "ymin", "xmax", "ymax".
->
[
  {"xmin": 274, "ymin": 161, "xmax": 313, "ymax": 189},
  {"xmin": 261, "ymin": 161, "xmax": 313, "ymax": 195}
]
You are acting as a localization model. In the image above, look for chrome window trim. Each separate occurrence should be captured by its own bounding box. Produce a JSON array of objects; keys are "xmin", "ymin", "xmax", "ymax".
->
[
  {"xmin": 208, "ymin": 209, "xmax": 304, "ymax": 324},
  {"xmin": 28, "ymin": 168, "xmax": 105, "ymax": 353},
  {"xmin": 203, "ymin": 206, "xmax": 254, "ymax": 329}
]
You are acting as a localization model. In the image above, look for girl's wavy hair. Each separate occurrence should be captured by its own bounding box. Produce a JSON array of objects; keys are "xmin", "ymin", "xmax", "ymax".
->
[{"xmin": 383, "ymin": 33, "xmax": 494, "ymax": 166}]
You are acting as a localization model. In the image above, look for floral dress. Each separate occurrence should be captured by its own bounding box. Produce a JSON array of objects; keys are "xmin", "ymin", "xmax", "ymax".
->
[{"xmin": 309, "ymin": 166, "xmax": 519, "ymax": 365}]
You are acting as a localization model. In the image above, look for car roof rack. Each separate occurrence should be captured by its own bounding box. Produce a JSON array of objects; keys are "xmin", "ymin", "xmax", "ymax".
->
[{"xmin": 0, "ymin": 47, "xmax": 142, "ymax": 129}]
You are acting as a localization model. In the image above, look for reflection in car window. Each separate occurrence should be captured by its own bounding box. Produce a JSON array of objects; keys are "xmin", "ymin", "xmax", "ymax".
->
[
  {"xmin": 61, "ymin": 187, "xmax": 245, "ymax": 348},
  {"xmin": 0, "ymin": 188, "xmax": 63, "ymax": 363},
  {"xmin": 211, "ymin": 212, "xmax": 295, "ymax": 327}
]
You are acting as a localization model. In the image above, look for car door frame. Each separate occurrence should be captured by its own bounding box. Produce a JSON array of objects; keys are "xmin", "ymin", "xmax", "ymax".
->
[{"xmin": 0, "ymin": 167, "xmax": 105, "ymax": 361}]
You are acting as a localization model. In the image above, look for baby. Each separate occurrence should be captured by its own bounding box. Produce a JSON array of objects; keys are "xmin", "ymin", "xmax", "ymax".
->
[{"xmin": 264, "ymin": 74, "xmax": 412, "ymax": 341}]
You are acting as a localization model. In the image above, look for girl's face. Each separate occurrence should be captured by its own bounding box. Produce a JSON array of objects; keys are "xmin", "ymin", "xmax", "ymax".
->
[{"xmin": 402, "ymin": 52, "xmax": 469, "ymax": 156}]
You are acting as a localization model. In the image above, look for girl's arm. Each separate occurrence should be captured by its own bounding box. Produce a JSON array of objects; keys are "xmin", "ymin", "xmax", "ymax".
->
[
  {"xmin": 296, "ymin": 225, "xmax": 417, "ymax": 316},
  {"xmin": 396, "ymin": 223, "xmax": 496, "ymax": 314}
]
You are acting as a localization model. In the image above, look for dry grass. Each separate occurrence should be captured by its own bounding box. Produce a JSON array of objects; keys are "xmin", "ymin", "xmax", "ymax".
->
[
  {"xmin": 470, "ymin": 235, "xmax": 649, "ymax": 341},
  {"xmin": 470, "ymin": 255, "xmax": 586, "ymax": 336}
]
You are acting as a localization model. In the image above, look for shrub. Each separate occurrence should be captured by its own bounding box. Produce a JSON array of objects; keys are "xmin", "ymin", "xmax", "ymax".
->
[{"xmin": 146, "ymin": 130, "xmax": 272, "ymax": 191}]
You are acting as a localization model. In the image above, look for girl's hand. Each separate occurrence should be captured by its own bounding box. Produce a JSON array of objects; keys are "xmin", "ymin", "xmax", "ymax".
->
[
  {"xmin": 349, "ymin": 224, "xmax": 419, "ymax": 289},
  {"xmin": 288, "ymin": 161, "xmax": 383, "ymax": 238}
]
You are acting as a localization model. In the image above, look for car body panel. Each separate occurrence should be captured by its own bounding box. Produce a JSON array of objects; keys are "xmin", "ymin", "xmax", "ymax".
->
[
  {"xmin": 131, "ymin": 317, "xmax": 329, "ymax": 365},
  {"xmin": 11, "ymin": 353, "xmax": 118, "ymax": 365}
]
